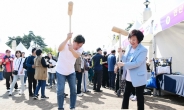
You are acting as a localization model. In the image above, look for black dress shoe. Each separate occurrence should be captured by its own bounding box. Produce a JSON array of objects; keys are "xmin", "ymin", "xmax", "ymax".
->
[
  {"xmin": 41, "ymin": 96, "xmax": 49, "ymax": 99},
  {"xmin": 93, "ymin": 88, "xmax": 96, "ymax": 90},
  {"xmin": 95, "ymin": 90, "xmax": 103, "ymax": 92}
]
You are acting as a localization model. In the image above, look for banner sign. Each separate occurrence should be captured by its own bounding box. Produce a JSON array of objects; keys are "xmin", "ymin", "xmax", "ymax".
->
[{"xmin": 160, "ymin": 2, "xmax": 184, "ymax": 30}]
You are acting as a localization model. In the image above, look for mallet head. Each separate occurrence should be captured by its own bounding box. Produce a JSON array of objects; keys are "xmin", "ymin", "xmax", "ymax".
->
[
  {"xmin": 112, "ymin": 26, "xmax": 129, "ymax": 36},
  {"xmin": 68, "ymin": 1, "xmax": 73, "ymax": 15}
]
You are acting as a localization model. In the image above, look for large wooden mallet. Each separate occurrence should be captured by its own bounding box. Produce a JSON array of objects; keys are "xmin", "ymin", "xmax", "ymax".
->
[
  {"xmin": 68, "ymin": 1, "xmax": 73, "ymax": 44},
  {"xmin": 112, "ymin": 26, "xmax": 128, "ymax": 96}
]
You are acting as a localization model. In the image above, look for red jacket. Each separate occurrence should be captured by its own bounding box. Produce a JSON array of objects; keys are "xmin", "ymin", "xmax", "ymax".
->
[{"xmin": 2, "ymin": 56, "xmax": 14, "ymax": 72}]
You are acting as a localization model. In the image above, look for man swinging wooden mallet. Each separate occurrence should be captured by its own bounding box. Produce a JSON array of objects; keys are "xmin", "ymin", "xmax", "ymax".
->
[{"xmin": 56, "ymin": 2, "xmax": 85, "ymax": 110}]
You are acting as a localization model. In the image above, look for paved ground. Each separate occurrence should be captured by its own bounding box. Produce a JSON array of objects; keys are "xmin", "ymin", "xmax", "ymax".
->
[{"xmin": 0, "ymin": 79, "xmax": 184, "ymax": 110}]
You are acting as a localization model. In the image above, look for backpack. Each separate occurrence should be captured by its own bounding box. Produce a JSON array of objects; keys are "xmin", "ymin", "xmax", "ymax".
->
[{"xmin": 23, "ymin": 57, "xmax": 28, "ymax": 69}]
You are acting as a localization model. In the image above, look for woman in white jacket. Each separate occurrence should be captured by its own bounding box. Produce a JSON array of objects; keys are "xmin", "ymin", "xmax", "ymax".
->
[
  {"xmin": 9, "ymin": 50, "xmax": 25, "ymax": 96},
  {"xmin": 47, "ymin": 53, "xmax": 57, "ymax": 88}
]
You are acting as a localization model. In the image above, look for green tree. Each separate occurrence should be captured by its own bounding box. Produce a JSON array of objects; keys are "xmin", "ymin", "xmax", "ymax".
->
[
  {"xmin": 6, "ymin": 36, "xmax": 23, "ymax": 47},
  {"xmin": 42, "ymin": 47, "xmax": 57, "ymax": 57},
  {"xmin": 6, "ymin": 31, "xmax": 47, "ymax": 49},
  {"xmin": 52, "ymin": 46, "xmax": 57, "ymax": 57},
  {"xmin": 42, "ymin": 47, "xmax": 51, "ymax": 53}
]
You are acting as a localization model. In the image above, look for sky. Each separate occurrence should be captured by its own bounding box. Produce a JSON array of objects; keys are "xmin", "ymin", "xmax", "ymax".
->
[{"xmin": 0, "ymin": 0, "xmax": 183, "ymax": 52}]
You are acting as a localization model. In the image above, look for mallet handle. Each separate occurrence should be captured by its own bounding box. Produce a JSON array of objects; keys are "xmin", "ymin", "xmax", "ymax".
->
[
  {"xmin": 69, "ymin": 15, "xmax": 71, "ymax": 44},
  {"xmin": 68, "ymin": 1, "xmax": 73, "ymax": 44},
  {"xmin": 119, "ymin": 33, "xmax": 121, "ymax": 62},
  {"xmin": 118, "ymin": 33, "xmax": 122, "ymax": 80}
]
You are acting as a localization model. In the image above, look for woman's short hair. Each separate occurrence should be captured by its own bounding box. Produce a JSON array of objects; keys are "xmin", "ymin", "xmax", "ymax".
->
[
  {"xmin": 15, "ymin": 50, "xmax": 22, "ymax": 57},
  {"xmin": 36, "ymin": 49, "xmax": 42, "ymax": 56},
  {"xmin": 128, "ymin": 29, "xmax": 144, "ymax": 43}
]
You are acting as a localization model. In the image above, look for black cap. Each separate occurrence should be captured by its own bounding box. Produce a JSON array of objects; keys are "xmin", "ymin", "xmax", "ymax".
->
[{"xmin": 96, "ymin": 47, "xmax": 102, "ymax": 52}]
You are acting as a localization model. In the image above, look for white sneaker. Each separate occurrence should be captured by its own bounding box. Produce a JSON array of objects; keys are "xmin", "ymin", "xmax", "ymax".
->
[
  {"xmin": 9, "ymin": 92, "xmax": 12, "ymax": 96},
  {"xmin": 131, "ymin": 96, "xmax": 137, "ymax": 101},
  {"xmin": 19, "ymin": 90, "xmax": 24, "ymax": 95},
  {"xmin": 19, "ymin": 92, "xmax": 24, "ymax": 95},
  {"xmin": 77, "ymin": 93, "xmax": 83, "ymax": 97},
  {"xmin": 129, "ymin": 94, "xmax": 134, "ymax": 99}
]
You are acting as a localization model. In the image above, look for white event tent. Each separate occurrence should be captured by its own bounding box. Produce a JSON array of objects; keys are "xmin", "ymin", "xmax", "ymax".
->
[
  {"xmin": 0, "ymin": 38, "xmax": 15, "ymax": 54},
  {"xmin": 16, "ymin": 42, "xmax": 31, "ymax": 57},
  {"xmin": 139, "ymin": 1, "xmax": 184, "ymax": 73}
]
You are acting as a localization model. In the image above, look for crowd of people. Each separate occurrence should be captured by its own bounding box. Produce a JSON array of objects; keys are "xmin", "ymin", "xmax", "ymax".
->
[{"xmin": 0, "ymin": 29, "xmax": 149, "ymax": 110}]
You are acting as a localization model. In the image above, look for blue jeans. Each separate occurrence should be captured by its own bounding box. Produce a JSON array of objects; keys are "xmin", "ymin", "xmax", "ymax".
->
[
  {"xmin": 56, "ymin": 72, "xmax": 76, "ymax": 110},
  {"xmin": 88, "ymin": 68, "xmax": 94, "ymax": 82},
  {"xmin": 10, "ymin": 75, "xmax": 24, "ymax": 94},
  {"xmin": 108, "ymin": 71, "xmax": 116, "ymax": 89},
  {"xmin": 35, "ymin": 80, "xmax": 46, "ymax": 97},
  {"xmin": 0, "ymin": 71, "xmax": 3, "ymax": 80},
  {"xmin": 49, "ymin": 72, "xmax": 54, "ymax": 86},
  {"xmin": 24, "ymin": 71, "xmax": 27, "ymax": 84}
]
